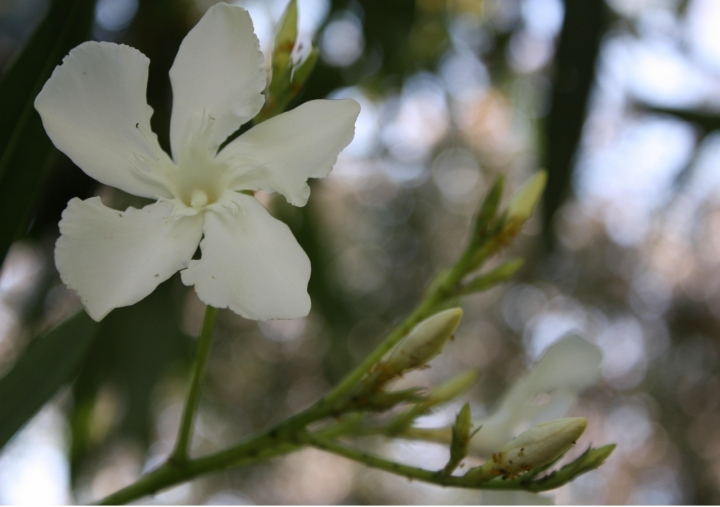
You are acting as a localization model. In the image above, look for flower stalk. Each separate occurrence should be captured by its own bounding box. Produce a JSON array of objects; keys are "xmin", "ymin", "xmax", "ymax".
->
[{"xmin": 171, "ymin": 305, "xmax": 219, "ymax": 463}]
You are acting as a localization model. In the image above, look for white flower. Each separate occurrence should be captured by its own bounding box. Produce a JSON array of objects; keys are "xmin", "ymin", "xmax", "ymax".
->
[
  {"xmin": 34, "ymin": 3, "xmax": 360, "ymax": 322},
  {"xmin": 471, "ymin": 335, "xmax": 602, "ymax": 456}
]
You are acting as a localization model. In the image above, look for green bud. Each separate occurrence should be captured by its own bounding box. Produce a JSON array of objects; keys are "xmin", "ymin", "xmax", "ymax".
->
[
  {"xmin": 427, "ymin": 370, "xmax": 479, "ymax": 406},
  {"xmin": 385, "ymin": 308, "xmax": 463, "ymax": 375},
  {"xmin": 506, "ymin": 171, "xmax": 547, "ymax": 223},
  {"xmin": 255, "ymin": 0, "xmax": 302, "ymax": 124},
  {"xmin": 443, "ymin": 403, "xmax": 474, "ymax": 475},
  {"xmin": 273, "ymin": 0, "xmax": 298, "ymax": 73},
  {"xmin": 481, "ymin": 417, "xmax": 587, "ymax": 478}
]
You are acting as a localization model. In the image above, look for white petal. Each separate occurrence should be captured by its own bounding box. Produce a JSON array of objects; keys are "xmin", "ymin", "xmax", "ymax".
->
[
  {"xmin": 56, "ymin": 198, "xmax": 203, "ymax": 321},
  {"xmin": 35, "ymin": 42, "xmax": 173, "ymax": 199},
  {"xmin": 169, "ymin": 3, "xmax": 266, "ymax": 157},
  {"xmin": 471, "ymin": 336, "xmax": 601, "ymax": 456},
  {"xmin": 219, "ymin": 98, "xmax": 360, "ymax": 207},
  {"xmin": 181, "ymin": 193, "xmax": 310, "ymax": 320}
]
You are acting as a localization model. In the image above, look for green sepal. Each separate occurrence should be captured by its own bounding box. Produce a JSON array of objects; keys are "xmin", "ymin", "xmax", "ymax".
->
[
  {"xmin": 358, "ymin": 388, "xmax": 426, "ymax": 412},
  {"xmin": 471, "ymin": 175, "xmax": 504, "ymax": 246},
  {"xmin": 291, "ymin": 46, "xmax": 319, "ymax": 87},
  {"xmin": 458, "ymin": 258, "xmax": 524, "ymax": 296}
]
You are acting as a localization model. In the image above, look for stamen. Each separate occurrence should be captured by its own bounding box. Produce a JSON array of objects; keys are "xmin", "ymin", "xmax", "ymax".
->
[{"xmin": 190, "ymin": 189, "xmax": 209, "ymax": 209}]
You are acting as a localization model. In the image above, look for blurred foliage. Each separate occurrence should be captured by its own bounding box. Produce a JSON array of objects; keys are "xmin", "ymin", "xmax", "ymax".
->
[
  {"xmin": 0, "ymin": 0, "xmax": 95, "ymax": 264},
  {"xmin": 0, "ymin": 311, "xmax": 97, "ymax": 450},
  {"xmin": 540, "ymin": 0, "xmax": 607, "ymax": 248}
]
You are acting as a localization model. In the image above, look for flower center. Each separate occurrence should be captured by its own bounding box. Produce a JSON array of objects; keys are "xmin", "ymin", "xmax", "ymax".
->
[
  {"xmin": 190, "ymin": 189, "xmax": 209, "ymax": 209},
  {"xmin": 168, "ymin": 136, "xmax": 229, "ymax": 211}
]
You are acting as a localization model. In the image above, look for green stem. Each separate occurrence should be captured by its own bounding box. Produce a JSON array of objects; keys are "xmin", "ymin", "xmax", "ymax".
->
[
  {"xmin": 97, "ymin": 438, "xmax": 296, "ymax": 505},
  {"xmin": 303, "ymin": 434, "xmax": 532, "ymax": 490},
  {"xmin": 96, "ymin": 223, "xmax": 502, "ymax": 504},
  {"xmin": 171, "ymin": 306, "xmax": 219, "ymax": 463},
  {"xmin": 96, "ymin": 419, "xmax": 363, "ymax": 504},
  {"xmin": 318, "ymin": 246, "xmax": 478, "ymax": 409}
]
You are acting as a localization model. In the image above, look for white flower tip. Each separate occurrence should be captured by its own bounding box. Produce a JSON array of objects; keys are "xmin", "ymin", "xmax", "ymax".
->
[
  {"xmin": 507, "ymin": 170, "xmax": 547, "ymax": 223},
  {"xmin": 345, "ymin": 99, "xmax": 362, "ymax": 127},
  {"xmin": 532, "ymin": 335, "xmax": 603, "ymax": 391},
  {"xmin": 492, "ymin": 417, "xmax": 587, "ymax": 474},
  {"xmin": 386, "ymin": 308, "xmax": 463, "ymax": 374}
]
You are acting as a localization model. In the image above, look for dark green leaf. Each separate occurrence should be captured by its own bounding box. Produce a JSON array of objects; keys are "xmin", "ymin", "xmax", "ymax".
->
[
  {"xmin": 0, "ymin": 0, "xmax": 97, "ymax": 265},
  {"xmin": 0, "ymin": 312, "xmax": 98, "ymax": 450},
  {"xmin": 70, "ymin": 278, "xmax": 191, "ymax": 481}
]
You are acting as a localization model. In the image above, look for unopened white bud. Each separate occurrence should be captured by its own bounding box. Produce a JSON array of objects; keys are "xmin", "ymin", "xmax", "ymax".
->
[
  {"xmin": 485, "ymin": 417, "xmax": 587, "ymax": 477},
  {"xmin": 427, "ymin": 370, "xmax": 479, "ymax": 406},
  {"xmin": 507, "ymin": 171, "xmax": 547, "ymax": 223},
  {"xmin": 385, "ymin": 308, "xmax": 463, "ymax": 375}
]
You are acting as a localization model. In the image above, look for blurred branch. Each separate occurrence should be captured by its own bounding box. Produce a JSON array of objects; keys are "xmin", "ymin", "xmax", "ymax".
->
[
  {"xmin": 303, "ymin": 434, "xmax": 614, "ymax": 493},
  {"xmin": 636, "ymin": 103, "xmax": 720, "ymax": 133},
  {"xmin": 541, "ymin": 0, "xmax": 608, "ymax": 248}
]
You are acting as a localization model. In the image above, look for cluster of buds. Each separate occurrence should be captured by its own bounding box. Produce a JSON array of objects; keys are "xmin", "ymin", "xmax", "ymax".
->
[
  {"xmin": 338, "ymin": 170, "xmax": 612, "ymax": 490},
  {"xmin": 255, "ymin": 0, "xmax": 319, "ymax": 123},
  {"xmin": 461, "ymin": 170, "xmax": 547, "ymax": 287}
]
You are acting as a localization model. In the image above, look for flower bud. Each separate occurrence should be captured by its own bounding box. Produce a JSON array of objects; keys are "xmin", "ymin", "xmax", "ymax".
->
[
  {"xmin": 273, "ymin": 0, "xmax": 298, "ymax": 71},
  {"xmin": 427, "ymin": 370, "xmax": 479, "ymax": 406},
  {"xmin": 483, "ymin": 417, "xmax": 587, "ymax": 477},
  {"xmin": 506, "ymin": 171, "xmax": 547, "ymax": 223},
  {"xmin": 443, "ymin": 403, "xmax": 475, "ymax": 474},
  {"xmin": 385, "ymin": 308, "xmax": 463, "ymax": 375}
]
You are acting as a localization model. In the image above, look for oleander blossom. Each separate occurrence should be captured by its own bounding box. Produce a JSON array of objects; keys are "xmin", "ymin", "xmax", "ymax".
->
[
  {"xmin": 471, "ymin": 335, "xmax": 602, "ymax": 456},
  {"xmin": 34, "ymin": 3, "xmax": 360, "ymax": 322}
]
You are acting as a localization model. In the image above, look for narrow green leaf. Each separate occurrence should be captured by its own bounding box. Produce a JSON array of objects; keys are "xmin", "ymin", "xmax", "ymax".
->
[
  {"xmin": 0, "ymin": 312, "xmax": 98, "ymax": 450},
  {"xmin": 0, "ymin": 0, "xmax": 97, "ymax": 265}
]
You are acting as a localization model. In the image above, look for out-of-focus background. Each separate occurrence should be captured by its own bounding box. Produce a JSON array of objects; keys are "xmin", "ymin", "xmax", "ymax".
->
[{"xmin": 2, "ymin": 0, "xmax": 720, "ymax": 503}]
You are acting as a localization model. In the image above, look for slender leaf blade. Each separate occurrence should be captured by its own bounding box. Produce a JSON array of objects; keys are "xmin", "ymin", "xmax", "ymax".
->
[
  {"xmin": 0, "ymin": 312, "xmax": 98, "ymax": 450},
  {"xmin": 0, "ymin": 0, "xmax": 96, "ymax": 264}
]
